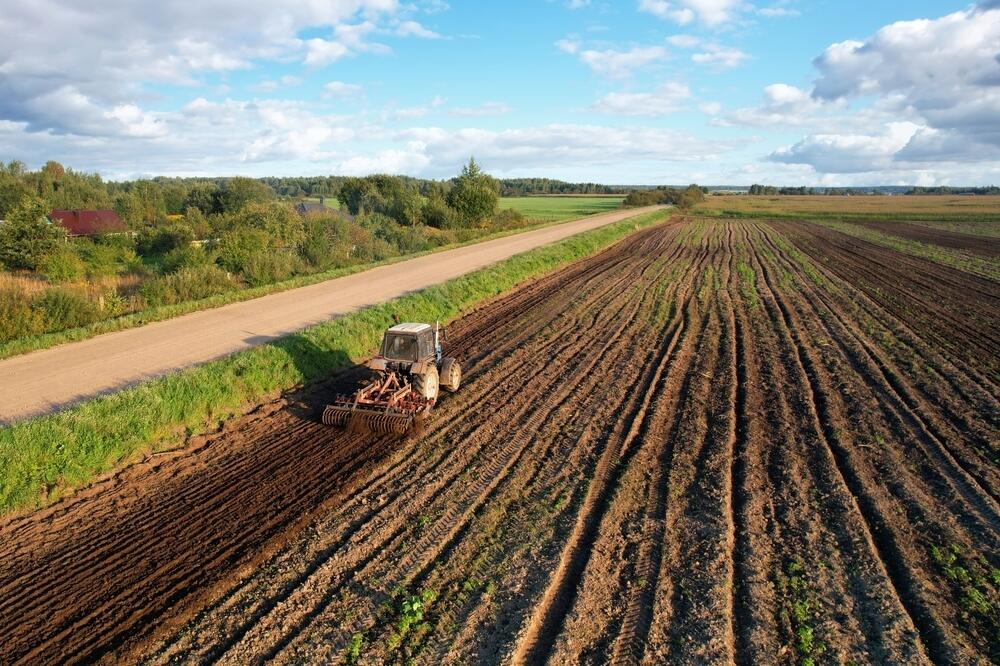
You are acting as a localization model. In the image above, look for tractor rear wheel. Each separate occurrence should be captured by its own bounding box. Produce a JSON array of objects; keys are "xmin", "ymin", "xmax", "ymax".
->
[
  {"xmin": 413, "ymin": 366, "xmax": 439, "ymax": 401},
  {"xmin": 440, "ymin": 358, "xmax": 461, "ymax": 392}
]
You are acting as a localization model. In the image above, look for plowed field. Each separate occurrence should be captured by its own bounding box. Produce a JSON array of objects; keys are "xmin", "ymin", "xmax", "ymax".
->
[{"xmin": 1, "ymin": 218, "xmax": 997, "ymax": 665}]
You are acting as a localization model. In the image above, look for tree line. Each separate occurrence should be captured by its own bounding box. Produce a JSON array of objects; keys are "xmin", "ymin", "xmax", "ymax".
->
[{"xmin": 0, "ymin": 158, "xmax": 524, "ymax": 345}]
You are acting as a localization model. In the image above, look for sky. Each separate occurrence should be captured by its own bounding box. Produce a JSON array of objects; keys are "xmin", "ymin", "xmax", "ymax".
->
[{"xmin": 1, "ymin": 0, "xmax": 999, "ymax": 185}]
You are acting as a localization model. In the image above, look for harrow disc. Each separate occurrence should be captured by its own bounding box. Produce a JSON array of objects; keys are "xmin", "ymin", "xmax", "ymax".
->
[
  {"xmin": 355, "ymin": 412, "xmax": 414, "ymax": 435},
  {"xmin": 322, "ymin": 404, "xmax": 352, "ymax": 427}
]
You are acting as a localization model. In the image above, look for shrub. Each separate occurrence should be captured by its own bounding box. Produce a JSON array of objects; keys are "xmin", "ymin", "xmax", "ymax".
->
[
  {"xmin": 240, "ymin": 251, "xmax": 300, "ymax": 287},
  {"xmin": 226, "ymin": 202, "xmax": 304, "ymax": 248},
  {"xmin": 41, "ymin": 247, "xmax": 85, "ymax": 283},
  {"xmin": 0, "ymin": 196, "xmax": 64, "ymax": 270},
  {"xmin": 140, "ymin": 264, "xmax": 238, "ymax": 306},
  {"xmin": 78, "ymin": 242, "xmax": 122, "ymax": 278},
  {"xmin": 136, "ymin": 223, "xmax": 195, "ymax": 256},
  {"xmin": 217, "ymin": 228, "xmax": 272, "ymax": 274},
  {"xmin": 300, "ymin": 215, "xmax": 337, "ymax": 269},
  {"xmin": 0, "ymin": 287, "xmax": 46, "ymax": 342},
  {"xmin": 422, "ymin": 195, "xmax": 457, "ymax": 229},
  {"xmin": 33, "ymin": 288, "xmax": 100, "ymax": 331},
  {"xmin": 161, "ymin": 245, "xmax": 210, "ymax": 274},
  {"xmin": 491, "ymin": 208, "xmax": 527, "ymax": 231}
]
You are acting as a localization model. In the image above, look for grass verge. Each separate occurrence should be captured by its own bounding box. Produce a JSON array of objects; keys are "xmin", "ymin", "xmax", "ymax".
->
[
  {"xmin": 0, "ymin": 209, "xmax": 671, "ymax": 515},
  {"xmin": 0, "ymin": 207, "xmax": 646, "ymax": 362}
]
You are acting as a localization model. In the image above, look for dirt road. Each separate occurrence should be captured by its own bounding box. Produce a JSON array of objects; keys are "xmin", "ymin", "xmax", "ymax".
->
[
  {"xmin": 0, "ymin": 217, "xmax": 996, "ymax": 665},
  {"xmin": 0, "ymin": 206, "xmax": 660, "ymax": 423}
]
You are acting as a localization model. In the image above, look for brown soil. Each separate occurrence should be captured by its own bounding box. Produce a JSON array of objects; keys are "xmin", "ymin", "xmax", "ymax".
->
[
  {"xmin": 0, "ymin": 218, "xmax": 997, "ymax": 665},
  {"xmin": 848, "ymin": 219, "xmax": 1000, "ymax": 257}
]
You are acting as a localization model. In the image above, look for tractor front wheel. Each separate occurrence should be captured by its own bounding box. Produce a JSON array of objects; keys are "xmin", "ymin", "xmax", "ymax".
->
[{"xmin": 440, "ymin": 358, "xmax": 461, "ymax": 392}]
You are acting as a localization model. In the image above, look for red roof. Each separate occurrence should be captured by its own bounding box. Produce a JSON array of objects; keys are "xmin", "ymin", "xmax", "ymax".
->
[{"xmin": 49, "ymin": 209, "xmax": 127, "ymax": 236}]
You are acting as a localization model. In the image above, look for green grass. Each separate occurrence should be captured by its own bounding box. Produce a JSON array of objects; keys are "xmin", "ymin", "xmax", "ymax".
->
[
  {"xmin": 499, "ymin": 196, "xmax": 624, "ymax": 222},
  {"xmin": 0, "ymin": 209, "xmax": 670, "ymax": 516},
  {"xmin": 0, "ymin": 212, "xmax": 626, "ymax": 362},
  {"xmin": 814, "ymin": 219, "xmax": 1000, "ymax": 281}
]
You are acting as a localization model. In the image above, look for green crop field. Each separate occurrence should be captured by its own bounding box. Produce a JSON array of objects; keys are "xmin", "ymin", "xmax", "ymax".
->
[{"xmin": 499, "ymin": 196, "xmax": 624, "ymax": 222}]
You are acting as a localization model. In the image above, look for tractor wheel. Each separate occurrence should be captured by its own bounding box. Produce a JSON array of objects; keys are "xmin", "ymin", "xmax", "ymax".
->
[
  {"xmin": 440, "ymin": 358, "xmax": 461, "ymax": 392},
  {"xmin": 413, "ymin": 366, "xmax": 439, "ymax": 401}
]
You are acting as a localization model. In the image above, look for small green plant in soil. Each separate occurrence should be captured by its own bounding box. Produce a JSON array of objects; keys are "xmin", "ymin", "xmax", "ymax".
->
[
  {"xmin": 777, "ymin": 560, "xmax": 826, "ymax": 665},
  {"xmin": 930, "ymin": 543, "xmax": 999, "ymax": 655}
]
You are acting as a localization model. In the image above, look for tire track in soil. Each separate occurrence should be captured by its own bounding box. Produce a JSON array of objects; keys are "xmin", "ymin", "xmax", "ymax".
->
[
  {"xmin": 738, "ymin": 220, "xmax": 929, "ymax": 664},
  {"xmin": 511, "ymin": 232, "xmax": 714, "ymax": 665},
  {"xmin": 751, "ymin": 222, "xmax": 969, "ymax": 662}
]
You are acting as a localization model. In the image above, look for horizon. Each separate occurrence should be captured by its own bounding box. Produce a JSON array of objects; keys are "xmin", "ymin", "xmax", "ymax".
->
[{"xmin": 2, "ymin": 1, "xmax": 999, "ymax": 187}]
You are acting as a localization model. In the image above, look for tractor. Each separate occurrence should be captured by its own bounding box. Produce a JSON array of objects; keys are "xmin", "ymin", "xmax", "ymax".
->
[{"xmin": 322, "ymin": 322, "xmax": 461, "ymax": 434}]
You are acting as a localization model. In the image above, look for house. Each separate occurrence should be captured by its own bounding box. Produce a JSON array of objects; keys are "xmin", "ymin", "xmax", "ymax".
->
[
  {"xmin": 49, "ymin": 209, "xmax": 127, "ymax": 237},
  {"xmin": 295, "ymin": 196, "xmax": 330, "ymax": 216}
]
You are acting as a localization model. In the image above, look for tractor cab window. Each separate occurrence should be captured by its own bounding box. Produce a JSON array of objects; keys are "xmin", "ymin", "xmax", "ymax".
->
[
  {"xmin": 381, "ymin": 334, "xmax": 418, "ymax": 361},
  {"xmin": 417, "ymin": 331, "xmax": 434, "ymax": 360}
]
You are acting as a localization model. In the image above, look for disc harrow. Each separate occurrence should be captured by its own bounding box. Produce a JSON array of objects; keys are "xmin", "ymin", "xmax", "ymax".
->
[{"xmin": 323, "ymin": 371, "xmax": 434, "ymax": 435}]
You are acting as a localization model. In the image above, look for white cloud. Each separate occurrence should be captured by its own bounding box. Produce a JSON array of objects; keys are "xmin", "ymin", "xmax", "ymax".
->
[
  {"xmin": 638, "ymin": 0, "xmax": 746, "ymax": 26},
  {"xmin": 388, "ymin": 124, "xmax": 737, "ymax": 176},
  {"xmin": 0, "ymin": 1, "xmax": 415, "ymax": 138},
  {"xmin": 691, "ymin": 44, "xmax": 749, "ymax": 68},
  {"xmin": 667, "ymin": 34, "xmax": 701, "ymax": 48},
  {"xmin": 721, "ymin": 84, "xmax": 831, "ymax": 127},
  {"xmin": 770, "ymin": 122, "xmax": 921, "ymax": 173},
  {"xmin": 557, "ymin": 39, "xmax": 669, "ymax": 77},
  {"xmin": 395, "ymin": 20, "xmax": 443, "ymax": 39},
  {"xmin": 589, "ymin": 82, "xmax": 692, "ymax": 116},
  {"xmin": 768, "ymin": 4, "xmax": 1000, "ymax": 172},
  {"xmin": 323, "ymin": 81, "xmax": 364, "ymax": 98}
]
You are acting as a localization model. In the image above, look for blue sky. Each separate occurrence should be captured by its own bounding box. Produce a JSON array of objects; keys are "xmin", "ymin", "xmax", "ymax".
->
[{"xmin": 1, "ymin": 0, "xmax": 998, "ymax": 185}]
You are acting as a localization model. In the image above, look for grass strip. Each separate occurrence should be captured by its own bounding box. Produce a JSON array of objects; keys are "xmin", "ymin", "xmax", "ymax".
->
[
  {"xmin": 694, "ymin": 206, "xmax": 1000, "ymax": 228},
  {"xmin": 0, "ymin": 208, "xmax": 640, "ymax": 362},
  {"xmin": 0, "ymin": 209, "xmax": 670, "ymax": 515},
  {"xmin": 813, "ymin": 219, "xmax": 1000, "ymax": 281}
]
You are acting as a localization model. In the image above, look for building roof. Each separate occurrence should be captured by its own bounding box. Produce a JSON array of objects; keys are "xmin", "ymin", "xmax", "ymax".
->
[
  {"xmin": 49, "ymin": 209, "xmax": 126, "ymax": 236},
  {"xmin": 387, "ymin": 322, "xmax": 432, "ymax": 334},
  {"xmin": 295, "ymin": 202, "xmax": 327, "ymax": 214}
]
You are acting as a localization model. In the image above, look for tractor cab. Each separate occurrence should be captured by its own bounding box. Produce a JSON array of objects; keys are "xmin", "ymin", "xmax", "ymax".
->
[{"xmin": 380, "ymin": 323, "xmax": 435, "ymax": 364}]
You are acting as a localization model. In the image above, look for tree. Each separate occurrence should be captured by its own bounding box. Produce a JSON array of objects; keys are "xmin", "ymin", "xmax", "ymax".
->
[
  {"xmin": 217, "ymin": 177, "xmax": 273, "ymax": 214},
  {"xmin": 337, "ymin": 177, "xmax": 383, "ymax": 215},
  {"xmin": 184, "ymin": 182, "xmax": 219, "ymax": 215},
  {"xmin": 0, "ymin": 196, "xmax": 64, "ymax": 270},
  {"xmin": 446, "ymin": 158, "xmax": 499, "ymax": 226},
  {"xmin": 227, "ymin": 202, "xmax": 304, "ymax": 248}
]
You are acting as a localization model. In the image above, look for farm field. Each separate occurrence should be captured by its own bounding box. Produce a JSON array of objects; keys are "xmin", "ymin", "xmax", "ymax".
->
[
  {"xmin": 698, "ymin": 194, "xmax": 1000, "ymax": 229},
  {"xmin": 0, "ymin": 216, "xmax": 997, "ymax": 664},
  {"xmin": 499, "ymin": 195, "xmax": 624, "ymax": 222}
]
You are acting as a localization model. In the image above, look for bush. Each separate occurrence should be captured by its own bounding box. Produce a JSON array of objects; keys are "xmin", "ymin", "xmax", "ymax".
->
[
  {"xmin": 0, "ymin": 196, "xmax": 64, "ymax": 270},
  {"xmin": 136, "ymin": 223, "xmax": 195, "ymax": 256},
  {"xmin": 491, "ymin": 208, "xmax": 527, "ymax": 231},
  {"xmin": 33, "ymin": 288, "xmax": 100, "ymax": 331},
  {"xmin": 77, "ymin": 242, "xmax": 123, "ymax": 278},
  {"xmin": 41, "ymin": 247, "xmax": 85, "ymax": 283},
  {"xmin": 240, "ymin": 251, "xmax": 300, "ymax": 287},
  {"xmin": 422, "ymin": 195, "xmax": 458, "ymax": 229},
  {"xmin": 161, "ymin": 245, "xmax": 211, "ymax": 274},
  {"xmin": 0, "ymin": 287, "xmax": 46, "ymax": 342},
  {"xmin": 226, "ymin": 202, "xmax": 304, "ymax": 248},
  {"xmin": 217, "ymin": 228, "xmax": 272, "ymax": 274},
  {"xmin": 140, "ymin": 264, "xmax": 239, "ymax": 306}
]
